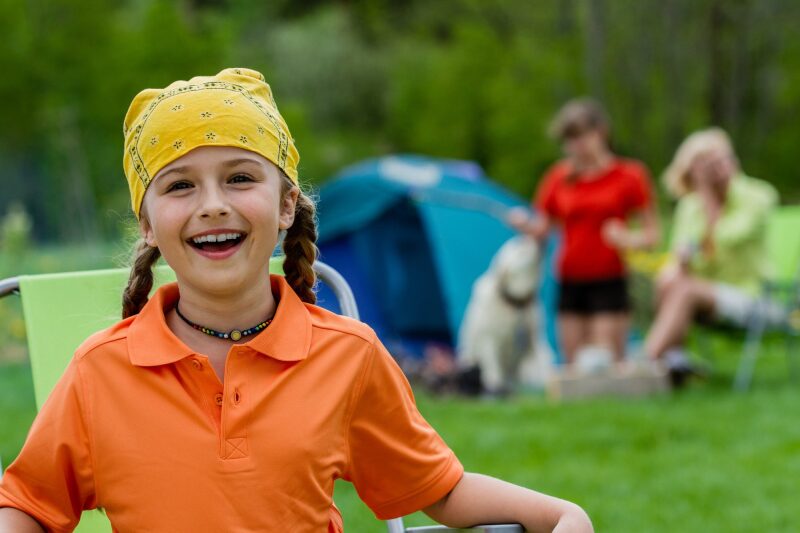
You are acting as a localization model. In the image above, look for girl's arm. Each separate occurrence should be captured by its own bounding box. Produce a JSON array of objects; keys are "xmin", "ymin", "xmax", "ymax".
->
[
  {"xmin": 0, "ymin": 507, "xmax": 45, "ymax": 533},
  {"xmin": 423, "ymin": 472, "xmax": 592, "ymax": 533}
]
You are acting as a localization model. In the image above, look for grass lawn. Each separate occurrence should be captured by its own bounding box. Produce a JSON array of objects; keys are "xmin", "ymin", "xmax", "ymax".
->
[{"xmin": 2, "ymin": 352, "xmax": 798, "ymax": 532}]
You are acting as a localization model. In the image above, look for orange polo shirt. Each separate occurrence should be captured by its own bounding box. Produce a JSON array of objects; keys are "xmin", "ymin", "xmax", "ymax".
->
[{"xmin": 0, "ymin": 275, "xmax": 463, "ymax": 532}]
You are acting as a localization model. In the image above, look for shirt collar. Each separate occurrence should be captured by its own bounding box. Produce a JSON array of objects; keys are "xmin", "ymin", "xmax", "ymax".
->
[{"xmin": 128, "ymin": 274, "xmax": 312, "ymax": 367}]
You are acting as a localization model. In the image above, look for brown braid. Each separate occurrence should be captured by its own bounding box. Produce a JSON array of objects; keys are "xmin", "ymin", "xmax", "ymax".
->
[
  {"xmin": 122, "ymin": 239, "xmax": 161, "ymax": 319},
  {"xmin": 280, "ymin": 176, "xmax": 318, "ymax": 304}
]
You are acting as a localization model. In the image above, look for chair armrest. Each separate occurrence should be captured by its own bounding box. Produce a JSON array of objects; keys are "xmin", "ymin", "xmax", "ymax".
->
[{"xmin": 0, "ymin": 277, "xmax": 20, "ymax": 298}]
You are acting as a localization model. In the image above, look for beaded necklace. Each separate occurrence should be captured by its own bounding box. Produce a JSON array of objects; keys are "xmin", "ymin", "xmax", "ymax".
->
[{"xmin": 175, "ymin": 304, "xmax": 272, "ymax": 341}]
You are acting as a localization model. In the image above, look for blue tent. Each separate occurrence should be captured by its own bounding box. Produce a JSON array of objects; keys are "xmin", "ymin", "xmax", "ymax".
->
[{"xmin": 315, "ymin": 154, "xmax": 559, "ymax": 358}]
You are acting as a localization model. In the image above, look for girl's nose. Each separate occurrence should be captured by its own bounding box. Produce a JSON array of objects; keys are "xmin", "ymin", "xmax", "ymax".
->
[{"xmin": 198, "ymin": 186, "xmax": 230, "ymax": 218}]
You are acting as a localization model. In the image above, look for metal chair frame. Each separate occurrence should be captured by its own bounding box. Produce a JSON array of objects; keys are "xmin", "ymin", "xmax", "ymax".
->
[{"xmin": 732, "ymin": 276, "xmax": 800, "ymax": 391}]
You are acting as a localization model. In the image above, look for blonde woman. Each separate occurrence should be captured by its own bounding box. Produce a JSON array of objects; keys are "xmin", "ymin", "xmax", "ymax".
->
[{"xmin": 645, "ymin": 128, "xmax": 780, "ymax": 385}]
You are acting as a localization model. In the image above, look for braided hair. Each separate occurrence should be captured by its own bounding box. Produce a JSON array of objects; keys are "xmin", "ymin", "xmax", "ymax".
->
[
  {"xmin": 121, "ymin": 238, "xmax": 161, "ymax": 319},
  {"xmin": 280, "ymin": 174, "xmax": 319, "ymax": 304}
]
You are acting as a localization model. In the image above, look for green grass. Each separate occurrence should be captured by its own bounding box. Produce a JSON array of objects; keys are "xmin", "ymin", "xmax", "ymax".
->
[
  {"xmin": 329, "ymin": 364, "xmax": 800, "ymax": 532},
  {"xmin": 2, "ymin": 353, "xmax": 799, "ymax": 532},
  {"xmin": 0, "ymin": 361, "xmax": 36, "ymax": 467},
  {"xmin": 0, "ymin": 242, "xmax": 125, "ymax": 278}
]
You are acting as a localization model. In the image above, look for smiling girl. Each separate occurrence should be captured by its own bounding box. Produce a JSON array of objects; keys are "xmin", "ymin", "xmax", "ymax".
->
[{"xmin": 0, "ymin": 68, "xmax": 592, "ymax": 532}]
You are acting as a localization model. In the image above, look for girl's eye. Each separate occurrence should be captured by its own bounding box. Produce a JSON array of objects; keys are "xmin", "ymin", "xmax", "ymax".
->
[
  {"xmin": 167, "ymin": 181, "xmax": 192, "ymax": 192},
  {"xmin": 229, "ymin": 174, "xmax": 253, "ymax": 184}
]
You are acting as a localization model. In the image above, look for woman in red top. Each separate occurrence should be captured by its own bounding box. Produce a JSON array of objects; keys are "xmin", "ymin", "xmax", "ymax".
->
[{"xmin": 510, "ymin": 99, "xmax": 659, "ymax": 366}]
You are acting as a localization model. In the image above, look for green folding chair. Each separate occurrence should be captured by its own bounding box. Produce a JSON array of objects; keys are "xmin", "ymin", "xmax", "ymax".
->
[
  {"xmin": 732, "ymin": 206, "xmax": 800, "ymax": 390},
  {"xmin": 0, "ymin": 260, "xmax": 519, "ymax": 532}
]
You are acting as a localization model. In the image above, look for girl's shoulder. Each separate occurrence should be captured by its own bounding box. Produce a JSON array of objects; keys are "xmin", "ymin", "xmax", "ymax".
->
[
  {"xmin": 302, "ymin": 305, "xmax": 395, "ymax": 373},
  {"xmin": 74, "ymin": 316, "xmax": 137, "ymax": 362},
  {"xmin": 304, "ymin": 303, "xmax": 377, "ymax": 345}
]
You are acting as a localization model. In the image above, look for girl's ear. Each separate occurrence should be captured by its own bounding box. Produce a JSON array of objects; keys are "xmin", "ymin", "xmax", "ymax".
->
[
  {"xmin": 139, "ymin": 213, "xmax": 158, "ymax": 248},
  {"xmin": 279, "ymin": 186, "xmax": 300, "ymax": 230}
]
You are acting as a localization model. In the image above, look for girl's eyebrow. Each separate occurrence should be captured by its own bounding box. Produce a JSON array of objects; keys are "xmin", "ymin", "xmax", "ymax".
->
[
  {"xmin": 222, "ymin": 158, "xmax": 263, "ymax": 169},
  {"xmin": 159, "ymin": 166, "xmax": 190, "ymax": 179},
  {"xmin": 159, "ymin": 158, "xmax": 261, "ymax": 179}
]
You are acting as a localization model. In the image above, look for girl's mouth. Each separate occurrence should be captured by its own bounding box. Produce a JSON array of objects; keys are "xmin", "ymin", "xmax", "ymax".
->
[{"xmin": 187, "ymin": 232, "xmax": 247, "ymax": 258}]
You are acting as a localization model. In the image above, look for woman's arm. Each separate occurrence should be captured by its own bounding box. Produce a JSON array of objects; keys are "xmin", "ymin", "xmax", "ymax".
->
[
  {"xmin": 507, "ymin": 208, "xmax": 553, "ymax": 242},
  {"xmin": 635, "ymin": 203, "xmax": 661, "ymax": 249},
  {"xmin": 423, "ymin": 472, "xmax": 592, "ymax": 533},
  {"xmin": 0, "ymin": 507, "xmax": 45, "ymax": 533},
  {"xmin": 602, "ymin": 204, "xmax": 661, "ymax": 252}
]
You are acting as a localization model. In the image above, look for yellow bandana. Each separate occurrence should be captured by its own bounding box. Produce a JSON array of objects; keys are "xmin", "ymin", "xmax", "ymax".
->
[{"xmin": 122, "ymin": 67, "xmax": 299, "ymax": 218}]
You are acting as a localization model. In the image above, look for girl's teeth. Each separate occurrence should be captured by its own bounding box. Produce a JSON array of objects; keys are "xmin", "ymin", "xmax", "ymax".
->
[{"xmin": 192, "ymin": 233, "xmax": 241, "ymax": 244}]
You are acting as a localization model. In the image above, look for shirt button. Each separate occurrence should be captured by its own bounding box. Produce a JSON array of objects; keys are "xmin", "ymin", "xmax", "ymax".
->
[
  {"xmin": 214, "ymin": 393, "xmax": 224, "ymax": 406},
  {"xmin": 191, "ymin": 359, "xmax": 203, "ymax": 371}
]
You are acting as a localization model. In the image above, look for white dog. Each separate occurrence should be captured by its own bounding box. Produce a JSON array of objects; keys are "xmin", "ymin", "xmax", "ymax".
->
[{"xmin": 457, "ymin": 236, "xmax": 551, "ymax": 394}]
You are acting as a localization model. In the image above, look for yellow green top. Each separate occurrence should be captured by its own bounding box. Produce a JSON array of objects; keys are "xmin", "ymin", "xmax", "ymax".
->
[{"xmin": 670, "ymin": 174, "xmax": 778, "ymax": 295}]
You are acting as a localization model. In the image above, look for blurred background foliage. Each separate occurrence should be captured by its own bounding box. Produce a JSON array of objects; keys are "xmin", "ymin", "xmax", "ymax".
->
[
  {"xmin": 2, "ymin": 5, "xmax": 800, "ymax": 528},
  {"xmin": 1, "ymin": 0, "xmax": 799, "ymax": 244}
]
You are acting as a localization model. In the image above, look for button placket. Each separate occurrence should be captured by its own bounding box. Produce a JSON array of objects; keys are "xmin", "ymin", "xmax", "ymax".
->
[{"xmin": 220, "ymin": 348, "xmax": 250, "ymax": 460}]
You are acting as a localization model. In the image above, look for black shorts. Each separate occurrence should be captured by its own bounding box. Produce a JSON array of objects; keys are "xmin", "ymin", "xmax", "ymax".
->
[{"xmin": 558, "ymin": 277, "xmax": 630, "ymax": 315}]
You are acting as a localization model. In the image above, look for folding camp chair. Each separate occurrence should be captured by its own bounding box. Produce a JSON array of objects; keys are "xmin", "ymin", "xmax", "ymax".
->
[
  {"xmin": 692, "ymin": 206, "xmax": 800, "ymax": 390},
  {"xmin": 1, "ymin": 260, "xmax": 520, "ymax": 532},
  {"xmin": 731, "ymin": 206, "xmax": 800, "ymax": 391}
]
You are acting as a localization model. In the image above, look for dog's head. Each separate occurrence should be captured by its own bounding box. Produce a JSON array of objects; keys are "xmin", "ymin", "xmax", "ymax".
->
[{"xmin": 492, "ymin": 236, "xmax": 540, "ymax": 302}]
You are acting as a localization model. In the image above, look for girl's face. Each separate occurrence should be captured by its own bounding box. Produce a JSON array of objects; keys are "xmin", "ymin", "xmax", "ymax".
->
[{"xmin": 139, "ymin": 145, "xmax": 298, "ymax": 298}]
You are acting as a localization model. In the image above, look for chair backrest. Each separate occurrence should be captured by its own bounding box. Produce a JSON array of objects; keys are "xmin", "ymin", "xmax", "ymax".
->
[
  {"xmin": 766, "ymin": 206, "xmax": 800, "ymax": 283},
  {"xmin": 19, "ymin": 266, "xmax": 178, "ymax": 410}
]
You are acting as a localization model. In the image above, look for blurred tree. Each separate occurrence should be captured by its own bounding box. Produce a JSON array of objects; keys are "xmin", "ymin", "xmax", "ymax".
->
[
  {"xmin": 1, "ymin": 203, "xmax": 33, "ymax": 258},
  {"xmin": 1, "ymin": 0, "xmax": 799, "ymax": 246}
]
